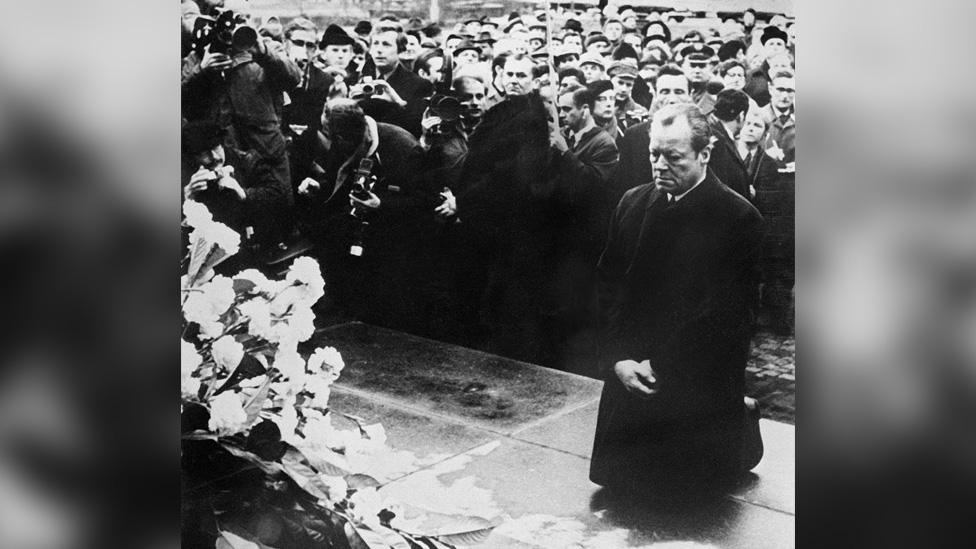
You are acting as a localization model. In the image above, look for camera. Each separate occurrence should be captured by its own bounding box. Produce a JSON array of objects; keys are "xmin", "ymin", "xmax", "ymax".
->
[
  {"xmin": 191, "ymin": 9, "xmax": 258, "ymax": 57},
  {"xmin": 349, "ymin": 158, "xmax": 374, "ymax": 204},
  {"xmin": 427, "ymin": 94, "xmax": 463, "ymax": 135}
]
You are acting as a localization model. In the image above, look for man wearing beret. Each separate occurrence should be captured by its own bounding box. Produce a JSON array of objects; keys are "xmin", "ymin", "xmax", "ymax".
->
[
  {"xmin": 608, "ymin": 59, "xmax": 649, "ymax": 140},
  {"xmin": 585, "ymin": 33, "xmax": 612, "ymax": 57}
]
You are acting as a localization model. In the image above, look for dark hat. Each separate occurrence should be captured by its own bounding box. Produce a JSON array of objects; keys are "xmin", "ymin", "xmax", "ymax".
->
[
  {"xmin": 182, "ymin": 120, "xmax": 226, "ymax": 156},
  {"xmin": 712, "ymin": 88, "xmax": 750, "ymax": 121},
  {"xmin": 353, "ymin": 20, "xmax": 372, "ymax": 35},
  {"xmin": 463, "ymin": 17, "xmax": 481, "ymax": 25},
  {"xmin": 563, "ymin": 18, "xmax": 583, "ymax": 33},
  {"xmin": 530, "ymin": 47, "xmax": 549, "ymax": 61},
  {"xmin": 320, "ymin": 24, "xmax": 355, "ymax": 48},
  {"xmin": 474, "ymin": 31, "xmax": 496, "ymax": 44},
  {"xmin": 453, "ymin": 40, "xmax": 480, "ymax": 56},
  {"xmin": 760, "ymin": 25, "xmax": 789, "ymax": 45},
  {"xmin": 406, "ymin": 17, "xmax": 425, "ymax": 32},
  {"xmin": 607, "ymin": 59, "xmax": 638, "ymax": 80},
  {"xmin": 586, "ymin": 79, "xmax": 614, "ymax": 97},
  {"xmin": 445, "ymin": 33, "xmax": 465, "ymax": 42},
  {"xmin": 679, "ymin": 43, "xmax": 715, "ymax": 60},
  {"xmin": 503, "ymin": 19, "xmax": 524, "ymax": 33},
  {"xmin": 612, "ymin": 43, "xmax": 639, "ymax": 61},
  {"xmin": 585, "ymin": 33, "xmax": 610, "ymax": 48},
  {"xmin": 508, "ymin": 12, "xmax": 521, "ymax": 22},
  {"xmin": 643, "ymin": 34, "xmax": 669, "ymax": 45},
  {"xmin": 717, "ymin": 39, "xmax": 746, "ymax": 61},
  {"xmin": 529, "ymin": 24, "xmax": 547, "ymax": 32}
]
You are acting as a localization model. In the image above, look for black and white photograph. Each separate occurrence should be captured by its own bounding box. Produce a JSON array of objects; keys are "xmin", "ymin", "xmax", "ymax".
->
[{"xmin": 179, "ymin": 1, "xmax": 794, "ymax": 547}]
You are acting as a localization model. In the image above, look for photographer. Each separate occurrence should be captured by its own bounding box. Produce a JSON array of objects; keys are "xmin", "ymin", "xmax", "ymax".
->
[
  {"xmin": 182, "ymin": 10, "xmax": 301, "ymax": 191},
  {"xmin": 353, "ymin": 29, "xmax": 434, "ymax": 137},
  {"xmin": 181, "ymin": 120, "xmax": 293, "ymax": 265},
  {"xmin": 289, "ymin": 99, "xmax": 433, "ymax": 328}
]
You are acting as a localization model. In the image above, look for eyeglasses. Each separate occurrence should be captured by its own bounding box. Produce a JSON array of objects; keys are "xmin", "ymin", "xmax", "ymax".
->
[
  {"xmin": 774, "ymin": 87, "xmax": 796, "ymax": 94},
  {"xmin": 290, "ymin": 39, "xmax": 317, "ymax": 49},
  {"xmin": 688, "ymin": 61, "xmax": 708, "ymax": 69}
]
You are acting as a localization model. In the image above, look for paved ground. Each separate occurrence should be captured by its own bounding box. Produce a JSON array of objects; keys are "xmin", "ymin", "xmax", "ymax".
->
[
  {"xmin": 315, "ymin": 322, "xmax": 795, "ymax": 548},
  {"xmin": 746, "ymin": 331, "xmax": 796, "ymax": 424}
]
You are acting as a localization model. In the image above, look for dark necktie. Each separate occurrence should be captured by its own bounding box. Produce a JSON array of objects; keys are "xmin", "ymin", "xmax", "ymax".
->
[
  {"xmin": 744, "ymin": 150, "xmax": 754, "ymax": 170},
  {"xmin": 567, "ymin": 134, "xmax": 576, "ymax": 151}
]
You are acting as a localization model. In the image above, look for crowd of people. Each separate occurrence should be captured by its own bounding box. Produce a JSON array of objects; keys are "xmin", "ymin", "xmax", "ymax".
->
[{"xmin": 180, "ymin": 0, "xmax": 796, "ymax": 377}]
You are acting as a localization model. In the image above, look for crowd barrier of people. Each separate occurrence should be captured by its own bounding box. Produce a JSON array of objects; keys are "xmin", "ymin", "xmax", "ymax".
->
[{"xmin": 181, "ymin": 0, "xmax": 796, "ymax": 378}]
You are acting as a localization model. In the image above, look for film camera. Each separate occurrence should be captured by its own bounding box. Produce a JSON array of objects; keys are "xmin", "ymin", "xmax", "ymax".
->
[
  {"xmin": 191, "ymin": 9, "xmax": 258, "ymax": 57},
  {"xmin": 425, "ymin": 94, "xmax": 463, "ymax": 135}
]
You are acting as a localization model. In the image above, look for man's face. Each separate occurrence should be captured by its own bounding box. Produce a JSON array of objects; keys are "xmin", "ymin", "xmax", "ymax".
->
[
  {"xmin": 769, "ymin": 76, "xmax": 795, "ymax": 111},
  {"xmin": 464, "ymin": 21, "xmax": 481, "ymax": 35},
  {"xmin": 502, "ymin": 58, "xmax": 534, "ymax": 95},
  {"xmin": 195, "ymin": 144, "xmax": 225, "ymax": 171},
  {"xmin": 564, "ymin": 34, "xmax": 582, "ymax": 48},
  {"xmin": 722, "ymin": 66, "xmax": 746, "ymax": 90},
  {"xmin": 593, "ymin": 90, "xmax": 616, "ymax": 120},
  {"xmin": 420, "ymin": 56, "xmax": 444, "ymax": 84},
  {"xmin": 739, "ymin": 112, "xmax": 767, "ymax": 145},
  {"xmin": 370, "ymin": 31, "xmax": 400, "ymax": 71},
  {"xmin": 649, "ymin": 117, "xmax": 709, "ymax": 195},
  {"xmin": 611, "ymin": 75, "xmax": 634, "ymax": 102},
  {"xmin": 529, "ymin": 37, "xmax": 544, "ymax": 51},
  {"xmin": 767, "ymin": 54, "xmax": 793, "ymax": 74},
  {"xmin": 588, "ymin": 41, "xmax": 611, "ymax": 56},
  {"xmin": 580, "ymin": 63, "xmax": 604, "ymax": 83},
  {"xmin": 456, "ymin": 80, "xmax": 487, "ymax": 121},
  {"xmin": 455, "ymin": 49, "xmax": 480, "ymax": 66},
  {"xmin": 402, "ymin": 34, "xmax": 420, "ymax": 61},
  {"xmin": 604, "ymin": 23, "xmax": 623, "ymax": 41},
  {"xmin": 182, "ymin": 2, "xmax": 200, "ymax": 34},
  {"xmin": 655, "ymin": 74, "xmax": 690, "ymax": 103},
  {"xmin": 623, "ymin": 16, "xmax": 637, "ymax": 30},
  {"xmin": 622, "ymin": 33, "xmax": 642, "ymax": 50},
  {"xmin": 287, "ymin": 29, "xmax": 318, "ymax": 65},
  {"xmin": 554, "ymin": 54, "xmax": 579, "ymax": 70},
  {"xmin": 764, "ymin": 38, "xmax": 787, "ymax": 57},
  {"xmin": 322, "ymin": 44, "xmax": 352, "ymax": 68},
  {"xmin": 557, "ymin": 93, "xmax": 587, "ymax": 132},
  {"xmin": 639, "ymin": 64, "xmax": 660, "ymax": 82},
  {"xmin": 559, "ymin": 75, "xmax": 582, "ymax": 94},
  {"xmin": 445, "ymin": 37, "xmax": 461, "ymax": 54},
  {"xmin": 682, "ymin": 58, "xmax": 709, "ymax": 84}
]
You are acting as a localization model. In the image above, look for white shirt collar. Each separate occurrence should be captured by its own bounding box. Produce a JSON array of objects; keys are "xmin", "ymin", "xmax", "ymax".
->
[
  {"xmin": 670, "ymin": 172, "xmax": 708, "ymax": 203},
  {"xmin": 571, "ymin": 119, "xmax": 596, "ymax": 144}
]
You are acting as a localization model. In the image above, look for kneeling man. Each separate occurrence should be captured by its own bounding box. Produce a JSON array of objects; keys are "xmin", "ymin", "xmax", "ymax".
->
[{"xmin": 590, "ymin": 103, "xmax": 764, "ymax": 495}]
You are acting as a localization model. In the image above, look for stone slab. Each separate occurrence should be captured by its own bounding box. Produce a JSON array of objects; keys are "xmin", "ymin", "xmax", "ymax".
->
[
  {"xmin": 382, "ymin": 437, "xmax": 794, "ymax": 548},
  {"xmin": 510, "ymin": 399, "xmax": 601, "ymax": 459},
  {"xmin": 318, "ymin": 322, "xmax": 604, "ymax": 434},
  {"xmin": 327, "ymin": 387, "xmax": 496, "ymax": 483}
]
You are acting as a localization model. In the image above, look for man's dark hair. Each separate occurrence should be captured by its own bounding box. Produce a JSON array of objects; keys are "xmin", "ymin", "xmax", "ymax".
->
[
  {"xmin": 491, "ymin": 52, "xmax": 511, "ymax": 75},
  {"xmin": 558, "ymin": 67, "xmax": 585, "ymax": 84},
  {"xmin": 531, "ymin": 63, "xmax": 551, "ymax": 80},
  {"xmin": 656, "ymin": 63, "xmax": 686, "ymax": 80},
  {"xmin": 414, "ymin": 48, "xmax": 444, "ymax": 75},
  {"xmin": 182, "ymin": 120, "xmax": 225, "ymax": 157},
  {"xmin": 716, "ymin": 59, "xmax": 746, "ymax": 77},
  {"xmin": 565, "ymin": 86, "xmax": 596, "ymax": 111},
  {"xmin": 323, "ymin": 99, "xmax": 367, "ymax": 150},
  {"xmin": 652, "ymin": 103, "xmax": 711, "ymax": 152},
  {"xmin": 712, "ymin": 89, "xmax": 750, "ymax": 121},
  {"xmin": 717, "ymin": 39, "xmax": 746, "ymax": 61}
]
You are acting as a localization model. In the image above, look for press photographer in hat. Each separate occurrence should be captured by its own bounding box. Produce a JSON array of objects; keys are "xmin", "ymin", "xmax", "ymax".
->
[
  {"xmin": 182, "ymin": 120, "xmax": 293, "ymax": 260},
  {"xmin": 182, "ymin": 9, "xmax": 302, "ymax": 198}
]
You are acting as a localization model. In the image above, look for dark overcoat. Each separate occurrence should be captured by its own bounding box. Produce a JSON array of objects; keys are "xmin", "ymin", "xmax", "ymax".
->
[
  {"xmin": 706, "ymin": 116, "xmax": 752, "ymax": 201},
  {"xmin": 590, "ymin": 173, "xmax": 764, "ymax": 491}
]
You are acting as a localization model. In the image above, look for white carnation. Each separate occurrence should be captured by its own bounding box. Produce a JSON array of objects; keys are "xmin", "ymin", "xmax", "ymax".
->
[
  {"xmin": 211, "ymin": 336, "xmax": 244, "ymax": 372},
  {"xmin": 307, "ymin": 346, "xmax": 345, "ymax": 380},
  {"xmin": 238, "ymin": 299, "xmax": 273, "ymax": 340},
  {"xmin": 183, "ymin": 199, "xmax": 213, "ymax": 229},
  {"xmin": 285, "ymin": 256, "xmax": 326, "ymax": 305},
  {"xmin": 303, "ymin": 376, "xmax": 332, "ymax": 409},
  {"xmin": 273, "ymin": 349, "xmax": 306, "ymax": 381},
  {"xmin": 208, "ymin": 391, "xmax": 248, "ymax": 434},
  {"xmin": 234, "ymin": 269, "xmax": 273, "ymax": 294},
  {"xmin": 181, "ymin": 340, "xmax": 202, "ymax": 399},
  {"xmin": 183, "ymin": 275, "xmax": 235, "ymax": 339},
  {"xmin": 198, "ymin": 217, "xmax": 240, "ymax": 257}
]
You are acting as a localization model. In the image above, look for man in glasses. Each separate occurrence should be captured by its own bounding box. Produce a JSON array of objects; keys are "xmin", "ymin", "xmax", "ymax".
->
[
  {"xmin": 282, "ymin": 20, "xmax": 347, "ymax": 135},
  {"xmin": 680, "ymin": 43, "xmax": 716, "ymax": 115},
  {"xmin": 761, "ymin": 68, "xmax": 795, "ymax": 164}
]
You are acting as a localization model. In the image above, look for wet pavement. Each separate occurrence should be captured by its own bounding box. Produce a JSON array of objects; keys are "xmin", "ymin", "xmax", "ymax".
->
[{"xmin": 313, "ymin": 322, "xmax": 795, "ymax": 548}]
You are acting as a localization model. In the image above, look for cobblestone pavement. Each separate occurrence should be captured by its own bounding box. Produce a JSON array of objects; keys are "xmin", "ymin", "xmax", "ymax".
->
[{"xmin": 746, "ymin": 331, "xmax": 796, "ymax": 424}]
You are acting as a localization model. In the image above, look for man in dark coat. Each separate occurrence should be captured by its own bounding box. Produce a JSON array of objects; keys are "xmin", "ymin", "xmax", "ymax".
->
[
  {"xmin": 362, "ymin": 29, "xmax": 434, "ymax": 137},
  {"xmin": 182, "ymin": 30, "xmax": 301, "ymax": 188},
  {"xmin": 545, "ymin": 87, "xmax": 620, "ymax": 374},
  {"xmin": 282, "ymin": 22, "xmax": 352, "ymax": 136},
  {"xmin": 706, "ymin": 88, "xmax": 753, "ymax": 201},
  {"xmin": 590, "ymin": 103, "xmax": 764, "ymax": 495},
  {"xmin": 289, "ymin": 99, "xmax": 434, "ymax": 329}
]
